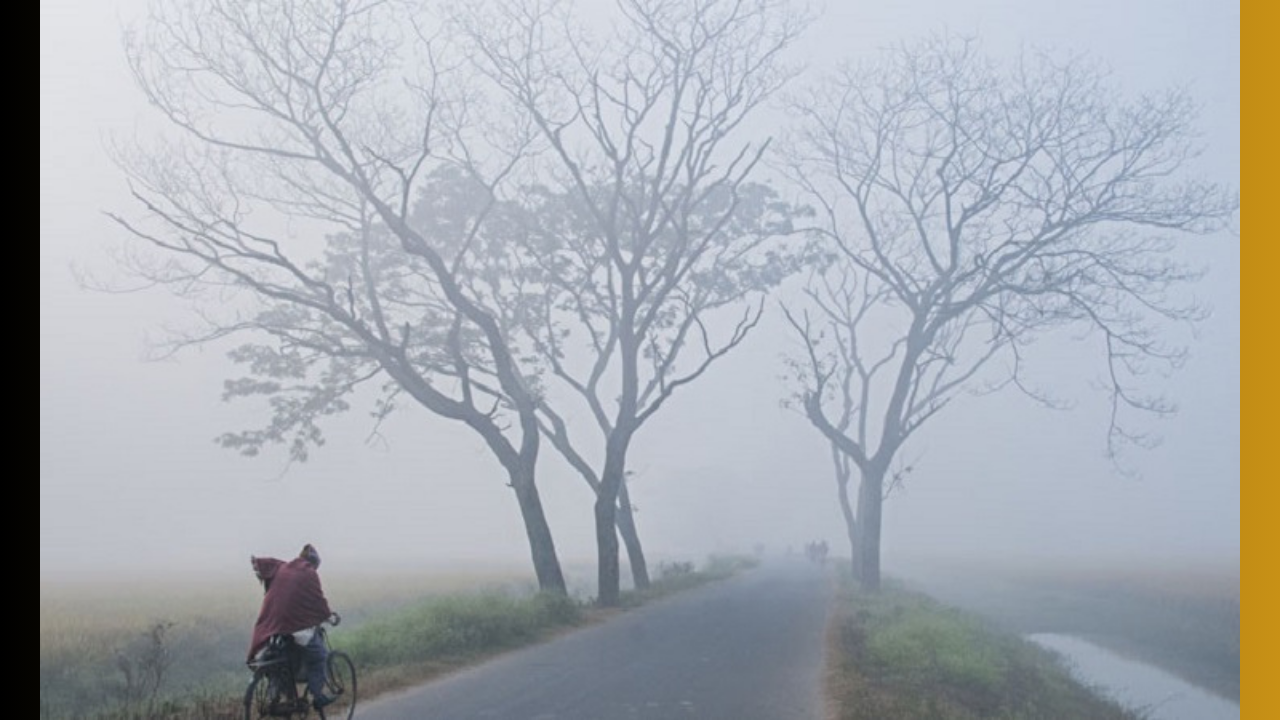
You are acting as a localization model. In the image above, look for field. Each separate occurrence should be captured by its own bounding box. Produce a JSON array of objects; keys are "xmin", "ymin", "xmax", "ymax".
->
[
  {"xmin": 39, "ymin": 556, "xmax": 753, "ymax": 720},
  {"xmin": 40, "ymin": 566, "xmax": 527, "ymax": 719}
]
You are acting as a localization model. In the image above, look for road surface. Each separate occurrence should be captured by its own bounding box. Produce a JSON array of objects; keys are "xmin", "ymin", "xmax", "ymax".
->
[{"xmin": 356, "ymin": 558, "xmax": 835, "ymax": 720}]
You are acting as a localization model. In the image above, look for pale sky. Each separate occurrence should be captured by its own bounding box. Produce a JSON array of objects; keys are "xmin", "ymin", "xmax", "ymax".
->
[{"xmin": 40, "ymin": 0, "xmax": 1239, "ymax": 584}]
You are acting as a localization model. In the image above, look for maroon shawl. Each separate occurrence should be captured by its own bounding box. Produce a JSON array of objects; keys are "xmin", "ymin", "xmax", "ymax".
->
[{"xmin": 247, "ymin": 556, "xmax": 333, "ymax": 661}]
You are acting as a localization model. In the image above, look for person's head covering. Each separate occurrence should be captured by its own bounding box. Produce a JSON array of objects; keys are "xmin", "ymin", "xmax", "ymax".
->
[{"xmin": 300, "ymin": 543, "xmax": 321, "ymax": 568}]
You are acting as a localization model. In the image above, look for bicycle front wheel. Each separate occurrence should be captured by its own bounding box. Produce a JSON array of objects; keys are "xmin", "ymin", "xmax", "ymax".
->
[{"xmin": 319, "ymin": 651, "xmax": 357, "ymax": 720}]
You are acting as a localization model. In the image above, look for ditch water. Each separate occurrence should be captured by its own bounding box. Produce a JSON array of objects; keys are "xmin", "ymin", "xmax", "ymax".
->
[{"xmin": 1026, "ymin": 633, "xmax": 1239, "ymax": 720}]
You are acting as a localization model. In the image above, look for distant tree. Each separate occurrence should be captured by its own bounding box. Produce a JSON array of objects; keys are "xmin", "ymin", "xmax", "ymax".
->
[
  {"xmin": 781, "ymin": 36, "xmax": 1237, "ymax": 590},
  {"xmin": 458, "ymin": 0, "xmax": 812, "ymax": 605},
  {"xmin": 108, "ymin": 0, "xmax": 570, "ymax": 593}
]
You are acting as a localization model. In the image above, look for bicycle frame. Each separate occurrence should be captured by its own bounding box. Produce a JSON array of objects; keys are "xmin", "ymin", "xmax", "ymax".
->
[
  {"xmin": 246, "ymin": 634, "xmax": 316, "ymax": 716},
  {"xmin": 245, "ymin": 625, "xmax": 354, "ymax": 720}
]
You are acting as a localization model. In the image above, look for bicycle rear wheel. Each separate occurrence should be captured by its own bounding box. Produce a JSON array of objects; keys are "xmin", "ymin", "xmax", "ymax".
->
[
  {"xmin": 244, "ymin": 669, "xmax": 307, "ymax": 720},
  {"xmin": 243, "ymin": 672, "xmax": 269, "ymax": 720},
  {"xmin": 318, "ymin": 651, "xmax": 357, "ymax": 720}
]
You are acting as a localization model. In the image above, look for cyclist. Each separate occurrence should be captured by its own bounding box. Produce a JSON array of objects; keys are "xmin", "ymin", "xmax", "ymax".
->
[{"xmin": 248, "ymin": 543, "xmax": 342, "ymax": 710}]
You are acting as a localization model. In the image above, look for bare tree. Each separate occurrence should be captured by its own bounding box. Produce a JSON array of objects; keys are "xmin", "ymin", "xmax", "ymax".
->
[
  {"xmin": 457, "ymin": 0, "xmax": 811, "ymax": 605},
  {"xmin": 403, "ymin": 174, "xmax": 669, "ymax": 593},
  {"xmin": 781, "ymin": 35, "xmax": 1237, "ymax": 590},
  {"xmin": 108, "ymin": 0, "xmax": 569, "ymax": 593},
  {"xmin": 509, "ymin": 180, "xmax": 800, "ymax": 596}
]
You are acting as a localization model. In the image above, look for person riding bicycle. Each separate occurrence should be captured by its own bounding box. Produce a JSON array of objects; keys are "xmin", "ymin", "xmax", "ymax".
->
[{"xmin": 248, "ymin": 543, "xmax": 341, "ymax": 710}]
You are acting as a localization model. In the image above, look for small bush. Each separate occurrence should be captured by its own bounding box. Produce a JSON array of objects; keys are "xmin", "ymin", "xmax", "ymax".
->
[
  {"xmin": 702, "ymin": 553, "xmax": 760, "ymax": 576},
  {"xmin": 658, "ymin": 561, "xmax": 695, "ymax": 580},
  {"xmin": 114, "ymin": 620, "xmax": 176, "ymax": 716}
]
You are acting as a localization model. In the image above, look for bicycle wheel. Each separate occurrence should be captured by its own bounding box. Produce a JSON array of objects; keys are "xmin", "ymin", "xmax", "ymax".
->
[
  {"xmin": 245, "ymin": 671, "xmax": 299, "ymax": 720},
  {"xmin": 244, "ymin": 669, "xmax": 307, "ymax": 720},
  {"xmin": 243, "ymin": 672, "xmax": 269, "ymax": 720},
  {"xmin": 318, "ymin": 651, "xmax": 357, "ymax": 720}
]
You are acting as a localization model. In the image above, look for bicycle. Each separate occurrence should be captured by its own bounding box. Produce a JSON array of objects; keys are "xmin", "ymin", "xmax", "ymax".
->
[{"xmin": 243, "ymin": 618, "xmax": 357, "ymax": 720}]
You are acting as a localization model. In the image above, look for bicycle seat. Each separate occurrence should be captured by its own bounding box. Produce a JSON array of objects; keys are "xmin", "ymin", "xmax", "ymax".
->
[
  {"xmin": 250, "ymin": 634, "xmax": 296, "ymax": 665},
  {"xmin": 268, "ymin": 634, "xmax": 296, "ymax": 648}
]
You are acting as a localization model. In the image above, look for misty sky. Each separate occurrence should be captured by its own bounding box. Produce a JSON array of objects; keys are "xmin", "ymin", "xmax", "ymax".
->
[{"xmin": 40, "ymin": 0, "xmax": 1239, "ymax": 583}]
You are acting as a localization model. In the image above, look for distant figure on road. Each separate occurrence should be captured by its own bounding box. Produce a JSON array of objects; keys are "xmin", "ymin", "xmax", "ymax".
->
[
  {"xmin": 804, "ymin": 540, "xmax": 829, "ymax": 565},
  {"xmin": 248, "ymin": 543, "xmax": 341, "ymax": 710}
]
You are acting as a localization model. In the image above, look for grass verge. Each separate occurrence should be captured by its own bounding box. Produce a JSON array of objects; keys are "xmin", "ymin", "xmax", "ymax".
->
[{"xmin": 824, "ymin": 573, "xmax": 1145, "ymax": 720}]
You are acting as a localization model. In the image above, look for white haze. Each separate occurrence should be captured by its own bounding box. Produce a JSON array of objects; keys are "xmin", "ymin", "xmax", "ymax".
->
[{"xmin": 40, "ymin": 0, "xmax": 1239, "ymax": 583}]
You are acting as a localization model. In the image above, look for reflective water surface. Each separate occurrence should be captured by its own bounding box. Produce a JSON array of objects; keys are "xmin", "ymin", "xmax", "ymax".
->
[{"xmin": 1026, "ymin": 633, "xmax": 1239, "ymax": 720}]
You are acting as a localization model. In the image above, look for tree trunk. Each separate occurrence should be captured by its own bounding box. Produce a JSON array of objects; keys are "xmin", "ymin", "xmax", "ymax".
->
[
  {"xmin": 510, "ymin": 460, "xmax": 567, "ymax": 595},
  {"xmin": 835, "ymin": 460, "xmax": 861, "ymax": 581},
  {"xmin": 595, "ymin": 439, "xmax": 629, "ymax": 606},
  {"xmin": 856, "ymin": 465, "xmax": 885, "ymax": 591},
  {"xmin": 617, "ymin": 479, "xmax": 650, "ymax": 589},
  {"xmin": 595, "ymin": 491, "xmax": 620, "ymax": 606}
]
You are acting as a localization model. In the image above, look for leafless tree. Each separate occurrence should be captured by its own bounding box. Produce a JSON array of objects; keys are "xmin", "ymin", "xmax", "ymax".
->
[
  {"xmin": 781, "ymin": 35, "xmax": 1238, "ymax": 590},
  {"xmin": 107, "ymin": 0, "xmax": 570, "ymax": 593},
  {"xmin": 457, "ymin": 0, "xmax": 811, "ymax": 605}
]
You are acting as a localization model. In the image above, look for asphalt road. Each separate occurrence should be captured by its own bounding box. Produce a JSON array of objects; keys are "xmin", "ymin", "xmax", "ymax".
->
[{"xmin": 355, "ymin": 557, "xmax": 835, "ymax": 720}]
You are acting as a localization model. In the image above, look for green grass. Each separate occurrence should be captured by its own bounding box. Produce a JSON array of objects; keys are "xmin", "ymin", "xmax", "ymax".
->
[
  {"xmin": 342, "ymin": 590, "xmax": 582, "ymax": 666},
  {"xmin": 40, "ymin": 555, "xmax": 756, "ymax": 719},
  {"xmin": 862, "ymin": 597, "xmax": 1007, "ymax": 690},
  {"xmin": 825, "ymin": 573, "xmax": 1145, "ymax": 720}
]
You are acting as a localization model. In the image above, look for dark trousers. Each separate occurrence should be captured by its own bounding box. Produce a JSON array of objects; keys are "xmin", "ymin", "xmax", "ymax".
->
[{"xmin": 302, "ymin": 629, "xmax": 328, "ymax": 699}]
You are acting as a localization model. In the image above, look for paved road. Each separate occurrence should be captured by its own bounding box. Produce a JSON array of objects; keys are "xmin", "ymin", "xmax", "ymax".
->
[{"xmin": 356, "ymin": 558, "xmax": 834, "ymax": 720}]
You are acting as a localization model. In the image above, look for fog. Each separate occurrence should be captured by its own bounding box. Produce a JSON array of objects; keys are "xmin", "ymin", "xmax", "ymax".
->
[{"xmin": 41, "ymin": 0, "xmax": 1238, "ymax": 584}]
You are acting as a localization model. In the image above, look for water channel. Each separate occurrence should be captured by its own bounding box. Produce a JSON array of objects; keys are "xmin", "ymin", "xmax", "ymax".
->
[{"xmin": 1026, "ymin": 633, "xmax": 1239, "ymax": 720}]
